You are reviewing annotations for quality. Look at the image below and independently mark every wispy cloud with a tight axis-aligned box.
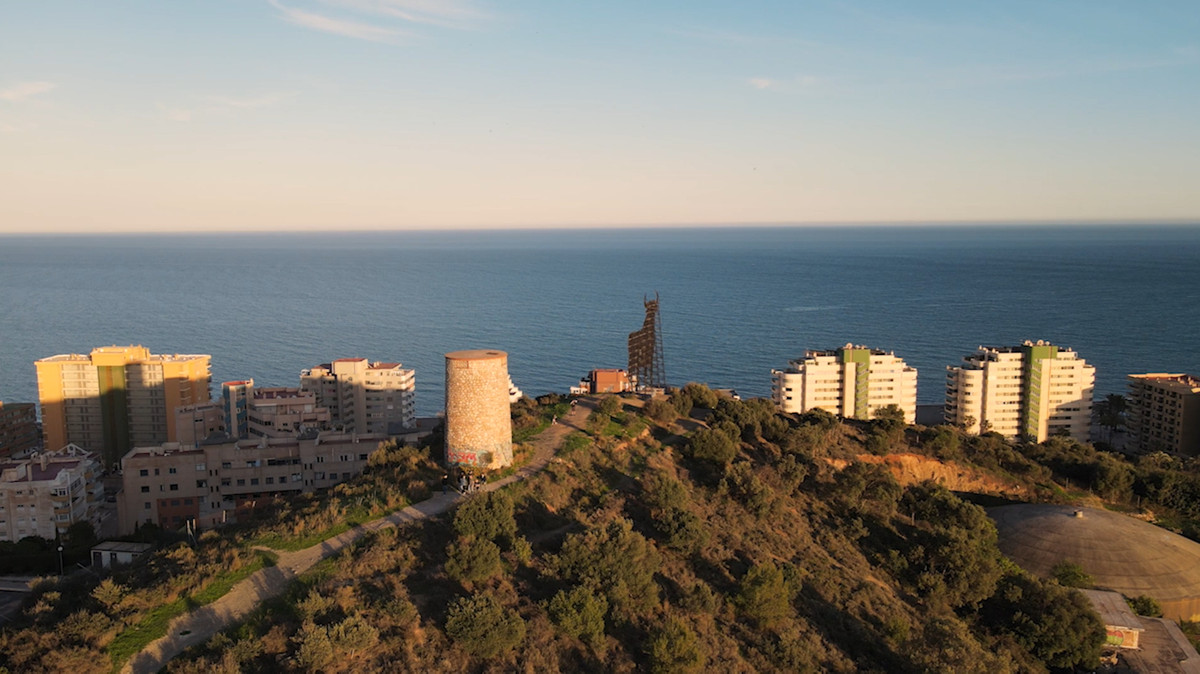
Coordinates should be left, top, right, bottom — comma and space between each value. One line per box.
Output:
269, 0, 487, 42
0, 81, 56, 102
269, 0, 406, 42
319, 0, 487, 30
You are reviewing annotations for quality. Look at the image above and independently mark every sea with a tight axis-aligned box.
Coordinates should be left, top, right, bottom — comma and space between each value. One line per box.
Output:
1, 225, 1198, 420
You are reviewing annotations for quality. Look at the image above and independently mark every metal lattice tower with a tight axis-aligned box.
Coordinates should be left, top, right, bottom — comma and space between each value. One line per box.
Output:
627, 293, 666, 390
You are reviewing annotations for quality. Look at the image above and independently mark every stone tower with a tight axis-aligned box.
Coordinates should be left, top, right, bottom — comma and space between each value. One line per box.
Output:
444, 349, 513, 470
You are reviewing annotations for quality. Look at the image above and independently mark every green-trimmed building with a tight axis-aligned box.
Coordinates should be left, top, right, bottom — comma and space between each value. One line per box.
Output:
944, 340, 1094, 442
771, 344, 918, 422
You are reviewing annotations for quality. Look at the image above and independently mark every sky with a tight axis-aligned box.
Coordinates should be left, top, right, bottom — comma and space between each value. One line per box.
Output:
1, 1, 1198, 233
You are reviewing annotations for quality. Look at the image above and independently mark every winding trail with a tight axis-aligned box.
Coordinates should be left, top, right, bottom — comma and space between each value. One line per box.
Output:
123, 399, 593, 674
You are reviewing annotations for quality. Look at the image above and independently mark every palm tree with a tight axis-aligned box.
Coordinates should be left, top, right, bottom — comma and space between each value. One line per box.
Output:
1096, 393, 1127, 444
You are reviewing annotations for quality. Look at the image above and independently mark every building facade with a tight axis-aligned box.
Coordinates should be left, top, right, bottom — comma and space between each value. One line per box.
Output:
36, 346, 211, 469
1127, 374, 1200, 455
445, 350, 514, 470
300, 359, 415, 433
771, 345, 918, 423
117, 432, 387, 535
944, 341, 1094, 443
571, 369, 636, 395
0, 445, 103, 541
0, 402, 39, 459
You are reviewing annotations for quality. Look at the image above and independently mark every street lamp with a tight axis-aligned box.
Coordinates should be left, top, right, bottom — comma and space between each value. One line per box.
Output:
57, 545, 64, 576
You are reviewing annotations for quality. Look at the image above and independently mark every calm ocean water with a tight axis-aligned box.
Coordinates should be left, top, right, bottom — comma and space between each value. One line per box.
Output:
1, 225, 1198, 419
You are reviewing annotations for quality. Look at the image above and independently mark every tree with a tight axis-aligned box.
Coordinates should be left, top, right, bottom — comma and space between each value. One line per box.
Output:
645, 398, 678, 424
1127, 595, 1162, 617
597, 395, 622, 417
980, 572, 1104, 670
445, 592, 526, 658
1096, 393, 1127, 443
453, 491, 517, 544
446, 539, 503, 584
548, 586, 608, 647
685, 428, 737, 468
555, 519, 661, 616
734, 562, 793, 628
1051, 561, 1093, 588
647, 616, 704, 674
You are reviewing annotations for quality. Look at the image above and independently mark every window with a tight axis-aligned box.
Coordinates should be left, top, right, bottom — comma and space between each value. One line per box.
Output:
195, 463, 206, 471
250, 478, 259, 486
236, 479, 245, 486
265, 477, 275, 484
171, 499, 180, 506
221, 478, 231, 487
168, 467, 177, 474
358, 453, 368, 461
196, 479, 207, 488
339, 454, 351, 462
139, 469, 149, 477
144, 502, 151, 510
316, 456, 325, 463
221, 462, 232, 469
140, 486, 150, 493
184, 498, 193, 505
169, 484, 179, 491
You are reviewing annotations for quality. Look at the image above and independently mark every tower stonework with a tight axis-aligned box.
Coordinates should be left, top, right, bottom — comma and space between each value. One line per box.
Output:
444, 350, 513, 470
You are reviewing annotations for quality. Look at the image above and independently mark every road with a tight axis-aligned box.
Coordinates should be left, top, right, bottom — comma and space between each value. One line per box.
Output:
123, 398, 593, 674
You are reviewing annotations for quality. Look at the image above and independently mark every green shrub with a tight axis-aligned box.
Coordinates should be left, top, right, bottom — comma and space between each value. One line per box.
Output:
446, 539, 503, 584
548, 586, 608, 646
1051, 561, 1093, 588
445, 593, 526, 658
647, 615, 704, 674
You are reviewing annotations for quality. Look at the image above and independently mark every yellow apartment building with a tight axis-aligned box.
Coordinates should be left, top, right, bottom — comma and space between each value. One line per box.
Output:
36, 346, 211, 469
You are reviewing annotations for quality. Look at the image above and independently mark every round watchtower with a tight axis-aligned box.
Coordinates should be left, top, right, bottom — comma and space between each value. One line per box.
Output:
444, 349, 513, 470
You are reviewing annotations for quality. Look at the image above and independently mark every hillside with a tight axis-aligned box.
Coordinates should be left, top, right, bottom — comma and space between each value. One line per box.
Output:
1, 387, 1121, 673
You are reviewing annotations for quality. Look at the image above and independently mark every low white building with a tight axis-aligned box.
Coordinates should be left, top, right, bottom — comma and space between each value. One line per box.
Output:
771, 344, 918, 423
0, 444, 104, 541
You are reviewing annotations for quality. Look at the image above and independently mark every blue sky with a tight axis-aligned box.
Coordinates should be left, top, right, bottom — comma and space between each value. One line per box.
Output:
2, 1, 1198, 232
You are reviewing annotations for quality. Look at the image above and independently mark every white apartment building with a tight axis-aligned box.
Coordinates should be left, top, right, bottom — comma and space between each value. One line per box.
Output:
771, 344, 918, 423
944, 341, 1094, 443
0, 445, 104, 541
300, 359, 415, 433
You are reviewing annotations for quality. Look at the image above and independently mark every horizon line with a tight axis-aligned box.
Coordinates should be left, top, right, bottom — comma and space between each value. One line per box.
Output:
2, 218, 1199, 237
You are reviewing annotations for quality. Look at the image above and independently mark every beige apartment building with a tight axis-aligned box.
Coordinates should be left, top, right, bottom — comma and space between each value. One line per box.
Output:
176, 386, 332, 445
117, 432, 387, 535
1127, 374, 1200, 455
944, 341, 1094, 443
300, 358, 415, 433
771, 345, 918, 423
0, 445, 104, 541
36, 346, 211, 469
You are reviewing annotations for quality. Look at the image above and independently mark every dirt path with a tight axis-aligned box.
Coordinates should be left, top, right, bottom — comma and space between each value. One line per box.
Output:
123, 399, 594, 674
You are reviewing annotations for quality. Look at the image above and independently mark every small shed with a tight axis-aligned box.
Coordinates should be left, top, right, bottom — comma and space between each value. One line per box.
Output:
91, 541, 153, 570
1081, 589, 1144, 649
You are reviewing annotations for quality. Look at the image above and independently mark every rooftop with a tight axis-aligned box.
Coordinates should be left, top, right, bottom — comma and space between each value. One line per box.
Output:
990, 504, 1200, 620
446, 349, 507, 361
